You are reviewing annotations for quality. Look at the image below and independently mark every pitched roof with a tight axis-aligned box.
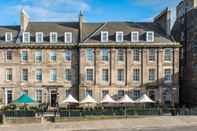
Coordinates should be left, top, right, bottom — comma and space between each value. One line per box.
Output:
26, 22, 79, 43
0, 26, 20, 43
82, 22, 173, 43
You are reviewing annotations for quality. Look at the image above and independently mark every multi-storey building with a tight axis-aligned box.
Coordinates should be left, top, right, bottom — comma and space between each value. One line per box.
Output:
0, 8, 180, 107
172, 0, 197, 106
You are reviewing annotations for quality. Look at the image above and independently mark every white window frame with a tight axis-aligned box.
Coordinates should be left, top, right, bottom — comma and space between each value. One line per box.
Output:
5, 32, 13, 42
133, 49, 140, 62
50, 32, 58, 43
148, 68, 156, 81
50, 69, 57, 82
133, 68, 140, 82
50, 50, 56, 63
35, 50, 42, 63
164, 48, 172, 63
64, 32, 72, 43
21, 68, 28, 82
5, 88, 13, 105
164, 68, 172, 83
116, 31, 124, 43
131, 31, 139, 42
64, 68, 72, 81
5, 68, 12, 81
117, 49, 124, 62
101, 48, 109, 62
35, 32, 44, 43
101, 31, 109, 42
101, 68, 109, 82
35, 69, 43, 82
146, 31, 154, 42
86, 48, 94, 63
22, 32, 30, 43
148, 48, 156, 62
20, 50, 28, 62
117, 69, 124, 82
35, 89, 43, 103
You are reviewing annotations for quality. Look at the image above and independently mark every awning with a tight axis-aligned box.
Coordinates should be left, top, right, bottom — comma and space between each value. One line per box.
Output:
14, 94, 35, 104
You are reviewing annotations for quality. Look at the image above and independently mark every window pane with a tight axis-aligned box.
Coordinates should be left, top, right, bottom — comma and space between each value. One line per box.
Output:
102, 69, 108, 81
64, 49, 72, 61
133, 49, 140, 61
35, 50, 42, 63
36, 90, 42, 103
6, 68, 12, 81
149, 49, 156, 61
117, 69, 124, 81
164, 48, 172, 62
50, 69, 57, 81
117, 49, 124, 61
149, 69, 155, 81
50, 50, 56, 63
164, 69, 172, 81
102, 48, 109, 61
102, 90, 109, 98
22, 69, 28, 81
133, 69, 140, 81
86, 69, 93, 81
21, 51, 28, 61
64, 69, 72, 81
6, 50, 12, 61
86, 48, 94, 62
36, 69, 42, 81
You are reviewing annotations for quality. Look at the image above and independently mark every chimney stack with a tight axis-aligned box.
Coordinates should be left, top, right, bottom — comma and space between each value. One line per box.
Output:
154, 8, 171, 36
79, 10, 84, 42
20, 8, 29, 32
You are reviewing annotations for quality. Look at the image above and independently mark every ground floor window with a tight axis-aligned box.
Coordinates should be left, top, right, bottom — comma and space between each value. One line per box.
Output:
65, 89, 71, 98
85, 89, 92, 96
102, 90, 109, 98
133, 90, 141, 100
5, 89, 12, 104
118, 90, 125, 97
36, 89, 42, 103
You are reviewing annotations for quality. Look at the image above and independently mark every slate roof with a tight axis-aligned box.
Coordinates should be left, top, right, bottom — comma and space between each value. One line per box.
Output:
0, 26, 20, 43
82, 22, 173, 43
26, 22, 79, 43
0, 21, 174, 44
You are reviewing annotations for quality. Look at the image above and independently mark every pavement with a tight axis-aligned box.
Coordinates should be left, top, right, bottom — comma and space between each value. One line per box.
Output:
0, 116, 197, 131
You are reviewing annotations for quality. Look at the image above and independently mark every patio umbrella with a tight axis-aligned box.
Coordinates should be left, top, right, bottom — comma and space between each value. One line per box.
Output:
14, 94, 35, 105
62, 94, 78, 104
100, 94, 116, 104
118, 94, 135, 117
80, 94, 97, 104
135, 94, 155, 103
80, 95, 97, 109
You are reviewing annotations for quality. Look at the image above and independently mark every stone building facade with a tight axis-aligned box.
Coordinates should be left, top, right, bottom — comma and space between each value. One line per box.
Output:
0, 8, 180, 107
172, 0, 197, 106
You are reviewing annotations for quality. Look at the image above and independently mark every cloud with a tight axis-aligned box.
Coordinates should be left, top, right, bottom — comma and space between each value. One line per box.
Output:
0, 0, 90, 24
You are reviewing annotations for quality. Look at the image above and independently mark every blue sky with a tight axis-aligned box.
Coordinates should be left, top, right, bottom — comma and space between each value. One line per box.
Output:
0, 0, 182, 25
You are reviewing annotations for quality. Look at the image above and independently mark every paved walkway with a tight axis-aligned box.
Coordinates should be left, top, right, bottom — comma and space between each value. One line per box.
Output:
1, 116, 197, 131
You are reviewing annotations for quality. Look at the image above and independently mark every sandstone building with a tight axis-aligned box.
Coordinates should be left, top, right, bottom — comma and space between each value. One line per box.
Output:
0, 8, 180, 107
172, 0, 197, 106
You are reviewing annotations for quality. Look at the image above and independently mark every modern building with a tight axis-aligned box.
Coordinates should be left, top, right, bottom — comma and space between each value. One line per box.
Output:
172, 0, 197, 107
0, 8, 180, 108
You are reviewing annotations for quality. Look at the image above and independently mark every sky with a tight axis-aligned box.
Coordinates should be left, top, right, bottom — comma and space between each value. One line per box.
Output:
0, 0, 182, 25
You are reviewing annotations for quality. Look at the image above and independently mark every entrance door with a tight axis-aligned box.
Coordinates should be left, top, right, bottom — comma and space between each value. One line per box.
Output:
50, 90, 57, 107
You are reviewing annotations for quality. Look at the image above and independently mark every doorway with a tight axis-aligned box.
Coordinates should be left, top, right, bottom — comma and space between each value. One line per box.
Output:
50, 90, 57, 107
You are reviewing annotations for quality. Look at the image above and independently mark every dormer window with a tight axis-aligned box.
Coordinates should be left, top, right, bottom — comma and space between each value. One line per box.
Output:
146, 31, 154, 42
116, 32, 124, 43
50, 32, 58, 43
5, 32, 13, 42
22, 32, 30, 43
131, 32, 139, 42
101, 31, 108, 42
36, 32, 44, 43
64, 32, 72, 43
